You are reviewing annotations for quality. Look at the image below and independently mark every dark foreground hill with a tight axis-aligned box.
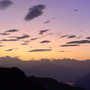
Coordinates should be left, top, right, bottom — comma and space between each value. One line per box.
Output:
29, 76, 85, 90
0, 67, 45, 90
0, 67, 85, 90
74, 73, 90, 90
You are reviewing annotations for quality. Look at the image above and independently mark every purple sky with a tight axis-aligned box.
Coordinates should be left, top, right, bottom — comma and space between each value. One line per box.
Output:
0, 0, 90, 60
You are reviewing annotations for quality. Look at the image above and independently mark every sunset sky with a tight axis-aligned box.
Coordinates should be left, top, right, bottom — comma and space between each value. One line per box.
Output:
0, 0, 90, 60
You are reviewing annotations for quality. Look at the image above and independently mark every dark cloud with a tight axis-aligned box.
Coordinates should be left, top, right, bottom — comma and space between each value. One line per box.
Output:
28, 49, 52, 52
0, 32, 9, 35
5, 49, 13, 51
0, 0, 13, 10
24, 4, 45, 21
67, 35, 77, 38
40, 40, 51, 43
39, 29, 49, 35
74, 9, 78, 12
2, 39, 18, 41
60, 35, 68, 38
5, 48, 18, 51
86, 37, 90, 39
30, 38, 38, 41
0, 29, 18, 36
5, 29, 19, 33
67, 40, 90, 44
60, 44, 80, 47
16, 34, 30, 40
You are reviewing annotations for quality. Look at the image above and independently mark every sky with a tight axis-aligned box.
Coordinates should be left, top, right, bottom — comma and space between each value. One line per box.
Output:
0, 0, 90, 60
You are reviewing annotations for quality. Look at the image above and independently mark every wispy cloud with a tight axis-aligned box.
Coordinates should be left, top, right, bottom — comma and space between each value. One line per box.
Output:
60, 35, 68, 38
0, 32, 9, 35
16, 34, 30, 40
67, 35, 77, 38
24, 4, 45, 21
0, 29, 18, 36
28, 49, 52, 52
67, 40, 90, 44
5, 49, 13, 51
5, 48, 18, 51
0, 0, 13, 10
40, 40, 51, 43
39, 29, 49, 35
2, 39, 18, 41
60, 44, 80, 47
30, 37, 38, 41
5, 29, 19, 33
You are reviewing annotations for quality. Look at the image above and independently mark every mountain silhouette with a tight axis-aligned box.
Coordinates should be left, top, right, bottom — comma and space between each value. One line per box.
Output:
0, 67, 85, 90
74, 73, 90, 90
0, 67, 45, 90
29, 76, 85, 90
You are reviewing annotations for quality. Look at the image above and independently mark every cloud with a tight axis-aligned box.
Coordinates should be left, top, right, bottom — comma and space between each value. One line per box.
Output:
28, 49, 52, 52
0, 29, 18, 36
67, 35, 82, 39
86, 37, 90, 39
2, 39, 18, 41
21, 40, 30, 45
0, 32, 9, 35
5, 29, 19, 33
0, 0, 13, 10
44, 17, 56, 24
24, 4, 45, 21
30, 37, 38, 41
67, 35, 77, 38
40, 40, 51, 43
67, 40, 90, 44
60, 35, 68, 38
30, 36, 45, 41
60, 44, 80, 47
16, 34, 30, 40
5, 48, 18, 51
5, 49, 13, 51
74, 9, 78, 12
39, 29, 49, 35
